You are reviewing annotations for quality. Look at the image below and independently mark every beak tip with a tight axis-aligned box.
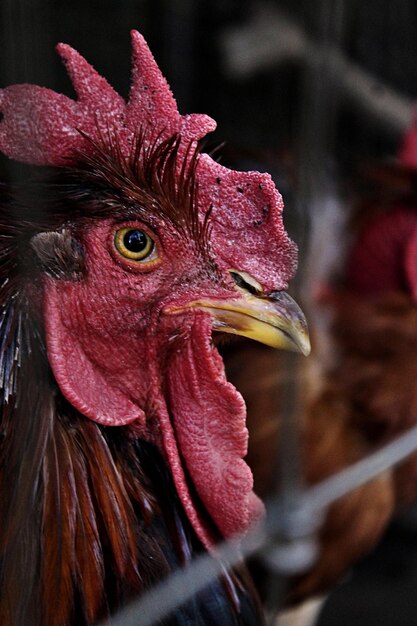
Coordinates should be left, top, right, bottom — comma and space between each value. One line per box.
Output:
299, 328, 311, 356
289, 329, 310, 356
301, 341, 311, 357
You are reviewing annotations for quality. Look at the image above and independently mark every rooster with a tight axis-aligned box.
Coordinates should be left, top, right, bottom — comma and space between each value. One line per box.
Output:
0, 30, 309, 625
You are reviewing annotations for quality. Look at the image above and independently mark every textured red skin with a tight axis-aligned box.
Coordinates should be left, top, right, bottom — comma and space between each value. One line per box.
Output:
167, 314, 264, 539
1, 31, 297, 546
0, 32, 215, 165
197, 155, 296, 290
44, 218, 265, 546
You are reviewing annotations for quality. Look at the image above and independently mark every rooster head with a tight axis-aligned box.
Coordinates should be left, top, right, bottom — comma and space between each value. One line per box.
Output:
0, 31, 309, 548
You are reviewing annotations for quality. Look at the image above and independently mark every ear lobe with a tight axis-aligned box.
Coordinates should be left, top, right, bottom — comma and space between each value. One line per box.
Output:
44, 282, 146, 428
30, 229, 84, 279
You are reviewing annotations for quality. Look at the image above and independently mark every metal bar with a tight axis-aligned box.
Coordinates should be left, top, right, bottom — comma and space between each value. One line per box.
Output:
220, 4, 413, 136
103, 421, 417, 626
100, 528, 266, 626
305, 424, 417, 512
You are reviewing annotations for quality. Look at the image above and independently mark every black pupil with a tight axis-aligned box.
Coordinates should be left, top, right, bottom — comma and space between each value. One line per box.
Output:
123, 229, 149, 253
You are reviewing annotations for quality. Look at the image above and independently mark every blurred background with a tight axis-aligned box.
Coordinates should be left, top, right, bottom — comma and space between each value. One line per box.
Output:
2, 1, 417, 624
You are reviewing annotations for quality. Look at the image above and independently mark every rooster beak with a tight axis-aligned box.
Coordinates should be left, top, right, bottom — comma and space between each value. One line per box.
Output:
209, 288, 310, 355
167, 271, 311, 356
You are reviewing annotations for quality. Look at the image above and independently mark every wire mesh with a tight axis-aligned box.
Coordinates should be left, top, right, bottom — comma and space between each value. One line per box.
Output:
102, 421, 417, 625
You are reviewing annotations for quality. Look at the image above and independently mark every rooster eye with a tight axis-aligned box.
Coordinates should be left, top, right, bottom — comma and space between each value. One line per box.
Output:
114, 227, 156, 261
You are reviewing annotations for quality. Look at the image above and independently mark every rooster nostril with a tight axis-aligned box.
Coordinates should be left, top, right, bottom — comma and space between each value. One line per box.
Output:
229, 270, 262, 296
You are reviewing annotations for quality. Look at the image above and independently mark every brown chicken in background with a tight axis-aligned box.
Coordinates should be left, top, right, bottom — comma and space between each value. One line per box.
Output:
225, 116, 417, 605
292, 212, 417, 599
225, 337, 394, 603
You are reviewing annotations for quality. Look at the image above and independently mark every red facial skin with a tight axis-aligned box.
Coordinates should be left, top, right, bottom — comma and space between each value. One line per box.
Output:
44, 216, 264, 545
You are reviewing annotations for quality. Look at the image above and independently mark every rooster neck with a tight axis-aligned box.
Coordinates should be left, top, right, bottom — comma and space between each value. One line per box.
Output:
0, 307, 263, 625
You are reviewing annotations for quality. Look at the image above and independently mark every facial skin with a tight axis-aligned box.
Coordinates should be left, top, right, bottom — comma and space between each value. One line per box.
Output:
42, 209, 308, 545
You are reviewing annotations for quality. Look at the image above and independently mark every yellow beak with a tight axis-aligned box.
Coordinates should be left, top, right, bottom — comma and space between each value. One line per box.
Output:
185, 290, 310, 355
167, 273, 310, 356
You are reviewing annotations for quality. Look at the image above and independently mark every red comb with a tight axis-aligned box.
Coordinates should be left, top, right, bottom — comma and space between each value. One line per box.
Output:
197, 155, 296, 289
0, 31, 216, 166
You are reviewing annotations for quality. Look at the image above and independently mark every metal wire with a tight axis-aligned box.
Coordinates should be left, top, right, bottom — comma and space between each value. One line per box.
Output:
103, 420, 417, 626
220, 4, 413, 135
100, 529, 266, 626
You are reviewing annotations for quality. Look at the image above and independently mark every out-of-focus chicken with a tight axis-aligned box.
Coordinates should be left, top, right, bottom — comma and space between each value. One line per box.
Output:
227, 121, 417, 604
291, 118, 417, 599
225, 339, 395, 603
